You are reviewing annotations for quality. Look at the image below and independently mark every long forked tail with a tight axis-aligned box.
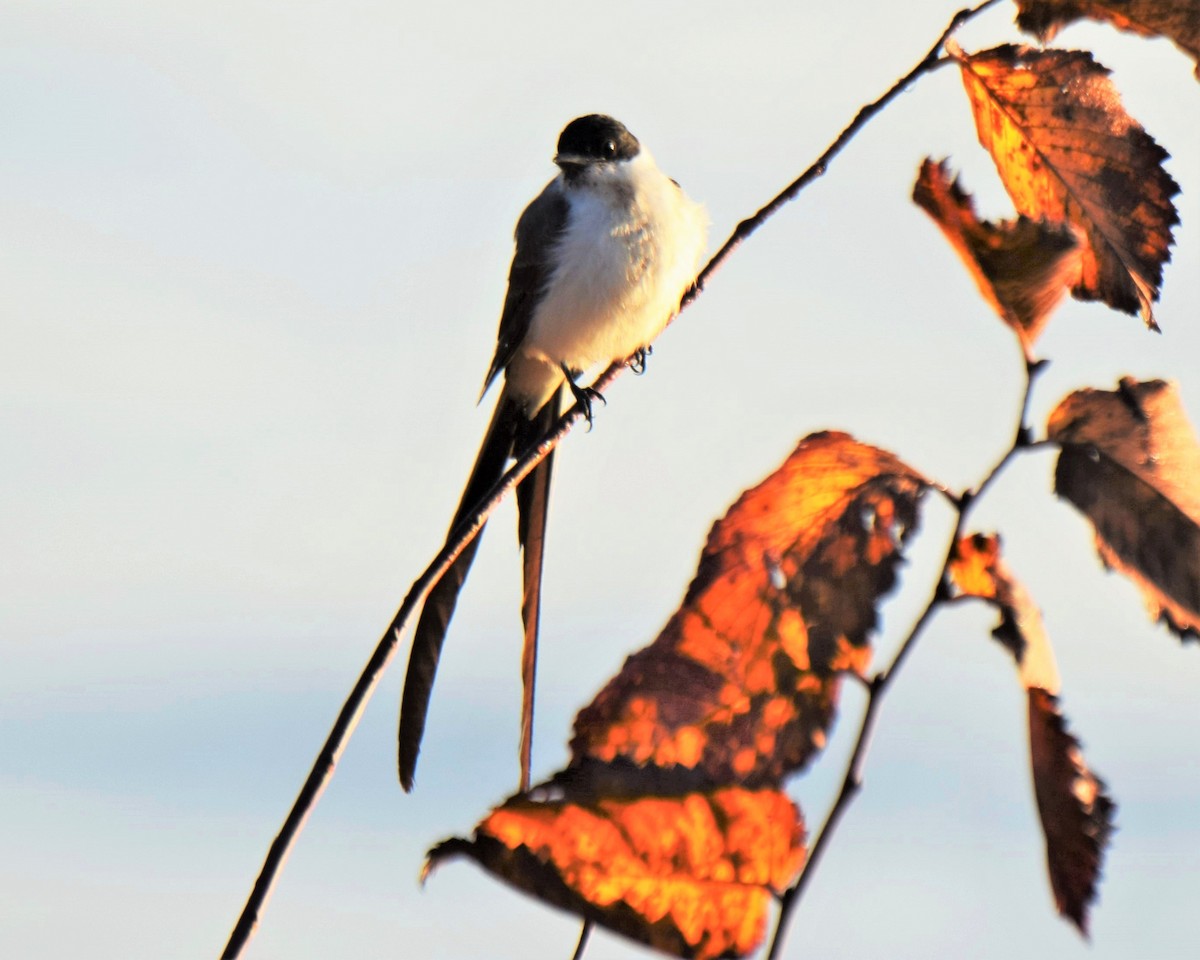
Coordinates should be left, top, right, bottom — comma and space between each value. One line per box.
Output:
398, 395, 521, 791
513, 385, 563, 792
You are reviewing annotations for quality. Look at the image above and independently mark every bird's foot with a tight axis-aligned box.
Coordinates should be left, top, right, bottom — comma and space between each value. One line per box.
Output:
628, 345, 653, 376
561, 363, 606, 425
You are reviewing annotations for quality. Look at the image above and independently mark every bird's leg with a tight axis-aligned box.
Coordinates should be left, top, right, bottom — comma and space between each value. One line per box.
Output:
628, 344, 652, 376
560, 363, 606, 425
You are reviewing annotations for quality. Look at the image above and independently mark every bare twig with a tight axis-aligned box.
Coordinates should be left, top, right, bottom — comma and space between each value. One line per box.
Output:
221, 1, 1004, 955
219, 421, 569, 958
681, 0, 1003, 307
766, 350, 1045, 959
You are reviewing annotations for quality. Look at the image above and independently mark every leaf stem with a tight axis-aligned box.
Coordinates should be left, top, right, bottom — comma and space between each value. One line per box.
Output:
570, 921, 592, 960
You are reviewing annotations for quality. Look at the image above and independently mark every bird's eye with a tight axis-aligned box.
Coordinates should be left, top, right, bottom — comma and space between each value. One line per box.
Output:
602, 139, 617, 159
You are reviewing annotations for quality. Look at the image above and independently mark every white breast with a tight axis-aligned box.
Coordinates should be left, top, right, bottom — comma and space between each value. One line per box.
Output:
512, 149, 707, 407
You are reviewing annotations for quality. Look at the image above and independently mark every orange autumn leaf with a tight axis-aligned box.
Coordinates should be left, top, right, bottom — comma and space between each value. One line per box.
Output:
949, 533, 1115, 934
1015, 0, 1200, 80
425, 787, 805, 960
427, 433, 930, 958
954, 44, 1180, 325
571, 431, 930, 784
913, 158, 1081, 358
1048, 378, 1200, 640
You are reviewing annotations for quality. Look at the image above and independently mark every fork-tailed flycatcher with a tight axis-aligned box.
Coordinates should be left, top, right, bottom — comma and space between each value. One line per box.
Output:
398, 114, 708, 791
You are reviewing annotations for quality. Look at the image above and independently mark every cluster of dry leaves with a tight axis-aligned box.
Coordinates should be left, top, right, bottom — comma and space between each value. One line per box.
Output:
423, 2, 1198, 957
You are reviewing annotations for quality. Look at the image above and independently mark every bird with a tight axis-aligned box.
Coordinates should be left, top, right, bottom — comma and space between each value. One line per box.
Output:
398, 114, 708, 792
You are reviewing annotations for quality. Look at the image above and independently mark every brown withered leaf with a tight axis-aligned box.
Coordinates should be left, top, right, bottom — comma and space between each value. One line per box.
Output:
913, 158, 1082, 358
1048, 378, 1200, 640
425, 786, 805, 960
954, 44, 1180, 326
1028, 688, 1116, 935
949, 533, 1115, 934
1015, 0, 1200, 80
570, 431, 930, 785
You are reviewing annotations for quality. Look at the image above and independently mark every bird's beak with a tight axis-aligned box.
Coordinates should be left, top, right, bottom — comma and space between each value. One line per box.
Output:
553, 152, 588, 169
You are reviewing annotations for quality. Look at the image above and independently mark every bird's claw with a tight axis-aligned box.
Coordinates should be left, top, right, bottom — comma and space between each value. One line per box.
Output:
573, 385, 606, 426
561, 363, 606, 426
628, 345, 652, 376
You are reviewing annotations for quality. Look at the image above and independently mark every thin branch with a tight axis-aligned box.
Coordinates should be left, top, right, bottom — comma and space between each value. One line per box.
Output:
219, 423, 565, 959
681, 0, 1002, 308
221, 1, 1005, 955
766, 344, 1043, 959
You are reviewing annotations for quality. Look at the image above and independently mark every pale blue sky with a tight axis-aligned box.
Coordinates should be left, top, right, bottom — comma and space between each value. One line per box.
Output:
3, 2, 1198, 958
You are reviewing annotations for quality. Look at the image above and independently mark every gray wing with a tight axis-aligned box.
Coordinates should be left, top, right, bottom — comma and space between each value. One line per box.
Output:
480, 179, 569, 399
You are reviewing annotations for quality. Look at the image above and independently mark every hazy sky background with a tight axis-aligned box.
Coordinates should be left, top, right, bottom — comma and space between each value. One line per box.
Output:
3, 1, 1198, 957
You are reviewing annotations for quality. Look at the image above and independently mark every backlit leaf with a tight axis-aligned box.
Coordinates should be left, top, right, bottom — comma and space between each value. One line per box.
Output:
571, 431, 930, 785
913, 158, 1082, 358
1015, 0, 1200, 80
427, 433, 930, 957
1048, 378, 1200, 640
954, 44, 1180, 325
425, 786, 805, 960
949, 533, 1115, 933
